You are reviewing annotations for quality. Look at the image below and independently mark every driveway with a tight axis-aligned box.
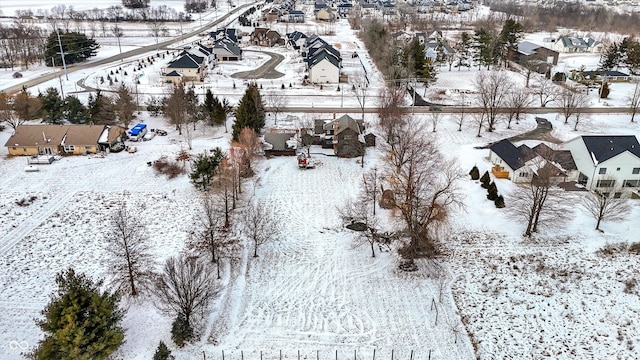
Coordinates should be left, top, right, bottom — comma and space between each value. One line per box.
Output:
231, 50, 284, 80
477, 117, 562, 149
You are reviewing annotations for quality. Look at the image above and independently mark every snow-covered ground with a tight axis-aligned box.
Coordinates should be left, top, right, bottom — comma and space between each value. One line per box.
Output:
2, 3, 640, 360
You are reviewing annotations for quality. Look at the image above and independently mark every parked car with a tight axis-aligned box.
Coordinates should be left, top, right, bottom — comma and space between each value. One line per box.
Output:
156, 129, 168, 136
127, 146, 137, 153
143, 132, 156, 141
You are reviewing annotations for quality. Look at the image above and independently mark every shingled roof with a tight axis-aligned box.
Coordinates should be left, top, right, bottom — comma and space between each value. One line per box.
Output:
581, 135, 640, 164
490, 139, 536, 171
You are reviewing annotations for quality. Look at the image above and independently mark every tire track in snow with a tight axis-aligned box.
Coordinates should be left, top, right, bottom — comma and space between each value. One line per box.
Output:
0, 190, 76, 255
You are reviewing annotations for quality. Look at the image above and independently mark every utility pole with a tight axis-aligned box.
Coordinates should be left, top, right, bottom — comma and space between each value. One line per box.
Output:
55, 28, 68, 80
115, 17, 123, 62
52, 57, 65, 99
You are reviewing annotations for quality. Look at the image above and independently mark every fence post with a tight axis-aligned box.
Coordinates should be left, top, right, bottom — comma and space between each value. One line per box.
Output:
336, 349, 338, 360
391, 349, 394, 360
261, 351, 263, 360
372, 349, 376, 360
222, 350, 225, 360
298, 350, 301, 360
203, 351, 206, 360
280, 350, 283, 360
242, 351, 244, 360
410, 350, 413, 360
428, 349, 431, 360
317, 350, 319, 360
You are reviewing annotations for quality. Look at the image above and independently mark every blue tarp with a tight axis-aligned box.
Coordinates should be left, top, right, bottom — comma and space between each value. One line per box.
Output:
129, 123, 147, 135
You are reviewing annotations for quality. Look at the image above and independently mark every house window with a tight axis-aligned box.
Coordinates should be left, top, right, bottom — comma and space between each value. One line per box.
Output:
343, 135, 353, 140
63, 145, 75, 152
614, 192, 622, 199
520, 172, 529, 177
596, 179, 615, 187
598, 168, 607, 174
624, 179, 640, 187
633, 168, 640, 174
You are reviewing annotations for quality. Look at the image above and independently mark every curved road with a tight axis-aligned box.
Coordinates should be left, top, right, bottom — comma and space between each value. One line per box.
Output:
3, 3, 258, 95
230, 50, 284, 79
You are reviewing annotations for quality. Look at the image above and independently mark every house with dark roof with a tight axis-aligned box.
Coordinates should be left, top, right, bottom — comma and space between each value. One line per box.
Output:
583, 70, 631, 83
308, 48, 341, 83
489, 138, 577, 183
288, 10, 305, 23
563, 135, 640, 191
286, 31, 307, 50
162, 52, 207, 83
210, 28, 238, 43
264, 130, 298, 156
510, 41, 559, 74
213, 37, 242, 61
552, 36, 603, 53
250, 28, 285, 47
312, 115, 373, 157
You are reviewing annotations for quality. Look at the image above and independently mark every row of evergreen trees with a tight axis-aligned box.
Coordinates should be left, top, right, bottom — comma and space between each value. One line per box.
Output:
470, 166, 505, 208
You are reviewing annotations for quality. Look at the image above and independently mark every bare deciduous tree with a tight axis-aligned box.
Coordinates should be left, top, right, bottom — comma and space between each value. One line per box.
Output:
377, 85, 408, 142
581, 185, 631, 231
555, 85, 589, 127
244, 201, 280, 257
266, 91, 287, 124
104, 203, 153, 297
351, 73, 370, 120
509, 153, 571, 237
154, 255, 220, 334
339, 198, 385, 258
473, 70, 512, 132
626, 80, 640, 123
532, 76, 560, 107
430, 110, 442, 132
505, 85, 532, 128
382, 121, 464, 261
189, 192, 240, 278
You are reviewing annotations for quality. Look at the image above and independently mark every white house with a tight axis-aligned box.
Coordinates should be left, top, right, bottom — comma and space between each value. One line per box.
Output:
488, 139, 578, 183
563, 135, 640, 192
308, 49, 340, 83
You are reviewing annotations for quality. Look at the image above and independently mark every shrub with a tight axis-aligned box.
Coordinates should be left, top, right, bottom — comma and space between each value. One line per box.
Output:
629, 242, 640, 255
494, 195, 505, 208
479, 171, 490, 189
469, 165, 480, 180
171, 314, 193, 347
153, 159, 185, 179
595, 243, 628, 257
487, 181, 498, 201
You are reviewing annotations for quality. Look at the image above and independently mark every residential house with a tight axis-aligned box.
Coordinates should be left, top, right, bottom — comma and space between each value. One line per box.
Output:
333, 115, 365, 158
488, 138, 577, 183
250, 28, 285, 47
308, 48, 341, 83
563, 135, 640, 192
552, 36, 603, 53
583, 70, 631, 83
5, 125, 126, 156
210, 28, 238, 43
337, 3, 353, 16
286, 31, 307, 50
213, 37, 243, 61
288, 10, 305, 23
510, 41, 559, 74
162, 52, 206, 83
315, 7, 337, 21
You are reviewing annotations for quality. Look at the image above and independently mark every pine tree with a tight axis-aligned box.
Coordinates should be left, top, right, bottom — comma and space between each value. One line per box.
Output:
38, 87, 64, 124
232, 83, 265, 141
153, 341, 174, 360
494, 195, 505, 208
480, 171, 491, 189
31, 268, 124, 360
189, 148, 225, 191
171, 314, 194, 347
487, 181, 498, 201
469, 165, 480, 180
64, 95, 88, 124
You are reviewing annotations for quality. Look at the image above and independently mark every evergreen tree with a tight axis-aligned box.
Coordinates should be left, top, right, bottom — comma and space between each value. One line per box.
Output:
153, 341, 174, 360
402, 39, 427, 79
232, 83, 265, 141
599, 42, 621, 71
202, 89, 217, 125
480, 171, 491, 189
499, 19, 524, 66
170, 314, 194, 347
487, 181, 498, 201
45, 31, 99, 67
189, 148, 225, 191
473, 28, 498, 70
494, 195, 505, 208
114, 84, 137, 128
38, 87, 64, 124
31, 268, 124, 360
88, 90, 115, 125
64, 96, 88, 124
455, 32, 473, 70
469, 165, 480, 180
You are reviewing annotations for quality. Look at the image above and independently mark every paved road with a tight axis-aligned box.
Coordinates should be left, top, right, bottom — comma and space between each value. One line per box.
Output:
3, 3, 256, 95
231, 50, 285, 80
